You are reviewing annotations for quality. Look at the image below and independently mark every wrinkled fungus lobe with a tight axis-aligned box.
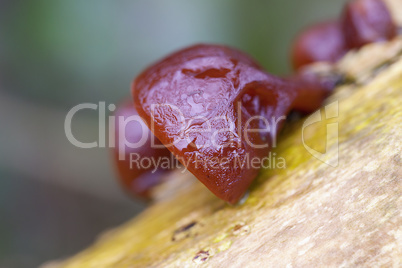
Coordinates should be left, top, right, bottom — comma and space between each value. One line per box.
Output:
292, 20, 347, 70
113, 99, 172, 199
342, 0, 396, 48
133, 44, 331, 204
292, 0, 396, 70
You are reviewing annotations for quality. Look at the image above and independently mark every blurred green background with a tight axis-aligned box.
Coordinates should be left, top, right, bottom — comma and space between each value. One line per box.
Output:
0, 0, 346, 267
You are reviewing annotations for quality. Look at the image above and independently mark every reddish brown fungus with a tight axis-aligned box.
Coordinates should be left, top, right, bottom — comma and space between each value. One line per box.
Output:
132, 44, 331, 204
113, 99, 172, 199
